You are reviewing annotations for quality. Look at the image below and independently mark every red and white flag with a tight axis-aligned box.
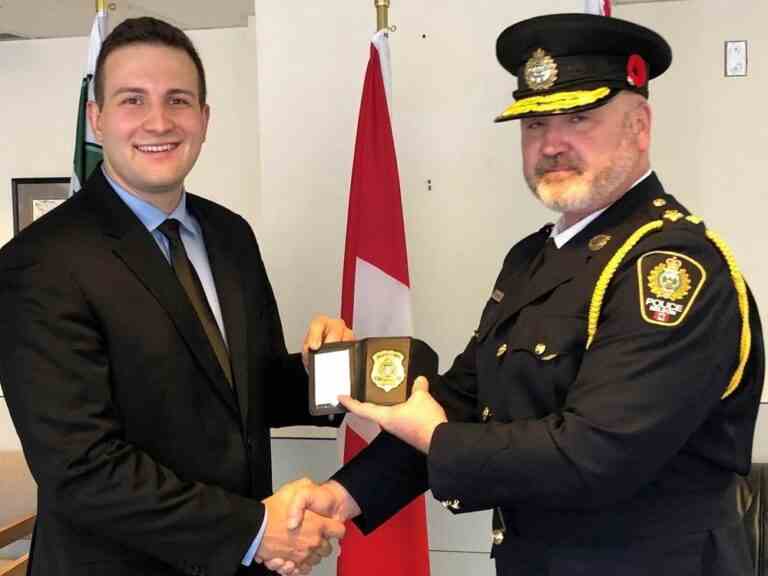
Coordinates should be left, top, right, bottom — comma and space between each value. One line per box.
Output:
338, 30, 431, 576
585, 0, 612, 15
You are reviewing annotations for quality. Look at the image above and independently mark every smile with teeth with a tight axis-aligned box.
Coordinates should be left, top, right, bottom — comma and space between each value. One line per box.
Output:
135, 143, 179, 153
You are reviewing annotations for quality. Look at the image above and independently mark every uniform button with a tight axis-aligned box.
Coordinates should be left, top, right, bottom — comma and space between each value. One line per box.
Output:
534, 343, 546, 356
653, 198, 667, 207
492, 529, 505, 545
496, 343, 508, 358
481, 406, 492, 422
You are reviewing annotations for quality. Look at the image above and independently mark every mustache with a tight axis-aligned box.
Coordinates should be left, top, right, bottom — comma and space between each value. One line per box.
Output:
535, 155, 583, 177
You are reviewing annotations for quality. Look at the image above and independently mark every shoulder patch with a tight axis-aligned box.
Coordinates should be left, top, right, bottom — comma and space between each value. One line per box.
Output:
637, 251, 707, 327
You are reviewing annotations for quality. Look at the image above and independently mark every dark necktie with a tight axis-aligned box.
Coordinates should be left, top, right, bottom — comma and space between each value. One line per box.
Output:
529, 237, 558, 278
158, 219, 233, 386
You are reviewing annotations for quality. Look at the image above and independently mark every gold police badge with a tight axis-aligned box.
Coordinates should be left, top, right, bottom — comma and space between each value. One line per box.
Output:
637, 251, 706, 327
371, 350, 406, 393
524, 49, 558, 91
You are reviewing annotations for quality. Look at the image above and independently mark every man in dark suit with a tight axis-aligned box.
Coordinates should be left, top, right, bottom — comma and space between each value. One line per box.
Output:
0, 17, 346, 576
285, 13, 765, 576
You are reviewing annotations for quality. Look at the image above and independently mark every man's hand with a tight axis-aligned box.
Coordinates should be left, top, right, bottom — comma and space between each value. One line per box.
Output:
339, 376, 447, 453
263, 480, 362, 575
302, 315, 354, 370
287, 480, 361, 528
255, 478, 345, 575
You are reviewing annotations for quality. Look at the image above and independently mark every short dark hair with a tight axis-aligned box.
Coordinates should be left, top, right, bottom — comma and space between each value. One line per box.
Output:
94, 17, 207, 106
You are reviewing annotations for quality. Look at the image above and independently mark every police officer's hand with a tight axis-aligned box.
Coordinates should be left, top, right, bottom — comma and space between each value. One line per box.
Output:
338, 376, 447, 453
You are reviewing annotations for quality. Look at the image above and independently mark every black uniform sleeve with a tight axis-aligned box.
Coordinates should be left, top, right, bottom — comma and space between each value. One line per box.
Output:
330, 332, 483, 533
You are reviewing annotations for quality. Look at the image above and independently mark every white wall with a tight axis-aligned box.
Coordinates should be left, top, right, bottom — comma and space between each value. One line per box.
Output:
1, 1, 767, 574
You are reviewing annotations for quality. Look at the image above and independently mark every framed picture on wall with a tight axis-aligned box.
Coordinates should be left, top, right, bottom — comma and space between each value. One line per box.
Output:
12, 177, 70, 235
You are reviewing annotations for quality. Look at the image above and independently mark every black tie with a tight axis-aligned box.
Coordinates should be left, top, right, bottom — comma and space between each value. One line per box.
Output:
529, 237, 558, 278
158, 219, 233, 386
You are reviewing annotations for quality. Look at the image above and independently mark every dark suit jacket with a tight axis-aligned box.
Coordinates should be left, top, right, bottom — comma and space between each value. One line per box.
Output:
333, 173, 765, 575
0, 168, 329, 576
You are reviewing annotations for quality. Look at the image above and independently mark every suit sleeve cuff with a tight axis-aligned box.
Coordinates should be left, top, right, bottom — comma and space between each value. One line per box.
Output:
241, 508, 267, 566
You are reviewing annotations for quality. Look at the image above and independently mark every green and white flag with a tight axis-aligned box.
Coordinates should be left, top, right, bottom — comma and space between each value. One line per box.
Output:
71, 8, 108, 194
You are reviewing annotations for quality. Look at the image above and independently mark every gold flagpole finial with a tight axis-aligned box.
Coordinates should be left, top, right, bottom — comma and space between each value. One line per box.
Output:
96, 0, 106, 13
375, 0, 390, 32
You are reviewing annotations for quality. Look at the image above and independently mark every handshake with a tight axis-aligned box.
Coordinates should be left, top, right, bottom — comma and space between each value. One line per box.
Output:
256, 317, 447, 574
255, 477, 361, 576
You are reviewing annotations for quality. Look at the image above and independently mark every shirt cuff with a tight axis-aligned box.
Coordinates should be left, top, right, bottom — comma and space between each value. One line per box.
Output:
241, 508, 268, 566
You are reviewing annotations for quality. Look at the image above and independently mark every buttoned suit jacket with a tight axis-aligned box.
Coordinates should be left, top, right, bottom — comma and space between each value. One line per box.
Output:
333, 173, 765, 575
0, 168, 328, 576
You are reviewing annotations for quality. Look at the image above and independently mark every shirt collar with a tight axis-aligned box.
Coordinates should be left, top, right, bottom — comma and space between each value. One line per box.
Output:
550, 169, 652, 248
101, 165, 197, 236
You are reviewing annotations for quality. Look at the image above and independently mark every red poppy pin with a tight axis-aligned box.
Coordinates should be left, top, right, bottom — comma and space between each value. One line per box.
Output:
627, 54, 648, 88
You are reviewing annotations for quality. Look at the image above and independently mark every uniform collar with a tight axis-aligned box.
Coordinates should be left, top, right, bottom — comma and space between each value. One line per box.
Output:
551, 169, 653, 248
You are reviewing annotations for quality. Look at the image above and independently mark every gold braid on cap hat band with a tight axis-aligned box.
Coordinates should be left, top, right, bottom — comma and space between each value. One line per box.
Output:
498, 87, 611, 121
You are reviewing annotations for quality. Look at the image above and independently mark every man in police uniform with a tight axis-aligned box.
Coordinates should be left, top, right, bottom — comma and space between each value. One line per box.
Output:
282, 13, 765, 576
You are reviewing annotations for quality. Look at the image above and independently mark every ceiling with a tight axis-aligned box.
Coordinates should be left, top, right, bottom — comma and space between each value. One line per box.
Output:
0, 0, 254, 40
0, 0, 684, 41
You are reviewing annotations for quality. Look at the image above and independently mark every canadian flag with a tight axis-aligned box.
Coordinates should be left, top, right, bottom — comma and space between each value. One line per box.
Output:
337, 30, 431, 576
585, 0, 612, 15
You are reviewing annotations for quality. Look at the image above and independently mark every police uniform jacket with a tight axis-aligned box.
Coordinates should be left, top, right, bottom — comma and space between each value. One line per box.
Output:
333, 172, 764, 575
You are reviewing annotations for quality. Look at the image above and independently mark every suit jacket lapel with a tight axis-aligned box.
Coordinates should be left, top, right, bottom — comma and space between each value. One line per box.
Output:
82, 170, 240, 416
192, 199, 250, 429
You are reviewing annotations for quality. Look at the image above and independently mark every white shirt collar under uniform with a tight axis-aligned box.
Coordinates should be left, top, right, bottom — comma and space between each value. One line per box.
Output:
550, 169, 653, 249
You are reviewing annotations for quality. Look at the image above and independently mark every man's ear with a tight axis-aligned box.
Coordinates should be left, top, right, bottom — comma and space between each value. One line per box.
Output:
87, 100, 104, 143
631, 100, 652, 151
200, 103, 210, 143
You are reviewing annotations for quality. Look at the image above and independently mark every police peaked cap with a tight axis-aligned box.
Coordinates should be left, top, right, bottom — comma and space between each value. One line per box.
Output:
495, 13, 672, 122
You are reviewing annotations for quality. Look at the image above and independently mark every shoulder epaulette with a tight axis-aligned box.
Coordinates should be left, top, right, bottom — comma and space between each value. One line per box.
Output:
585, 201, 751, 400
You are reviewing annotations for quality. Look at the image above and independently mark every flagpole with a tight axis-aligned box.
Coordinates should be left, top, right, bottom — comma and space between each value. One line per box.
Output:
72, 0, 107, 194
375, 0, 389, 32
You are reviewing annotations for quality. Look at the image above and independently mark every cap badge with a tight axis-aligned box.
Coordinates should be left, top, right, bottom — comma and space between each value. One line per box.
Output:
627, 54, 648, 88
525, 48, 558, 91
371, 350, 406, 393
